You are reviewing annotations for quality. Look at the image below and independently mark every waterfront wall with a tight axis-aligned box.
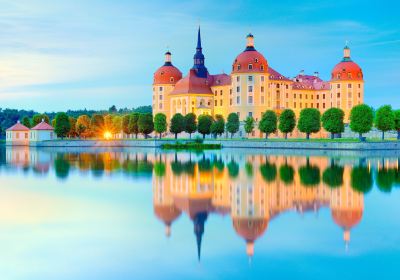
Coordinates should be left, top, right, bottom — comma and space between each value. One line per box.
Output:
28, 139, 400, 151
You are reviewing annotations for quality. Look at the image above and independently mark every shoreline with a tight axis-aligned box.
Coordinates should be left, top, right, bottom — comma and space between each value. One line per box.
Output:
3, 139, 400, 151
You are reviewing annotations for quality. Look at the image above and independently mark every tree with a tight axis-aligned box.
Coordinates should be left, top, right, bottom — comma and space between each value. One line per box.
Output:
90, 114, 105, 137
394, 110, 400, 140
170, 113, 185, 139
112, 115, 122, 134
279, 164, 294, 185
104, 114, 114, 133
210, 114, 225, 138
138, 113, 154, 138
226, 113, 239, 138
129, 113, 140, 139
244, 116, 255, 137
32, 114, 50, 126
278, 109, 296, 139
154, 113, 167, 139
350, 104, 373, 141
184, 113, 197, 139
109, 105, 117, 113
298, 108, 321, 139
76, 115, 91, 138
68, 117, 77, 138
198, 114, 213, 139
54, 112, 71, 139
375, 105, 394, 140
122, 114, 131, 135
22, 116, 31, 128
259, 110, 277, 139
321, 108, 345, 139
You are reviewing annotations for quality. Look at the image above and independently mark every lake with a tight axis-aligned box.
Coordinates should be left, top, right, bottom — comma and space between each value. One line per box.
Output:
0, 146, 399, 280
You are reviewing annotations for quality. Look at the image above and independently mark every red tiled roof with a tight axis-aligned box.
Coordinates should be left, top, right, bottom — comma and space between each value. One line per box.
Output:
31, 121, 54, 130
210, 73, 231, 86
6, 122, 30, 131
331, 61, 363, 81
170, 69, 213, 95
292, 74, 330, 90
154, 65, 182, 85
232, 50, 268, 74
268, 67, 291, 81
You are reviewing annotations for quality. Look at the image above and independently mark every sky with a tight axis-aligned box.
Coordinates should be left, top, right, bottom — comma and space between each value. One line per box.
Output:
0, 0, 399, 112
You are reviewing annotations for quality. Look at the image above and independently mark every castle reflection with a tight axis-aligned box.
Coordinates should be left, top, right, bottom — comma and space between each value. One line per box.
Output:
1, 147, 400, 260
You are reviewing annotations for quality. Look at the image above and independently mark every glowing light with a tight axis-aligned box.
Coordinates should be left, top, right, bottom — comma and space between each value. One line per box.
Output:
103, 131, 112, 140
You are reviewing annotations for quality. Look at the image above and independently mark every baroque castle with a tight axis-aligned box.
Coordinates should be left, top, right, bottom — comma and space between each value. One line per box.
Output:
153, 27, 364, 136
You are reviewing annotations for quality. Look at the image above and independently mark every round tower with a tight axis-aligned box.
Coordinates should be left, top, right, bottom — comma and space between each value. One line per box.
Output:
153, 51, 182, 120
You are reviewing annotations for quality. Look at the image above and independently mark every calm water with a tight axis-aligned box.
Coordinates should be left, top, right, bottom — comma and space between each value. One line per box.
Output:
0, 146, 399, 280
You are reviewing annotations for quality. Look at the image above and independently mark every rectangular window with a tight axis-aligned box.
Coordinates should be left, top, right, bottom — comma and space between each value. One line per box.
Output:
337, 93, 341, 98
348, 84, 352, 88
261, 86, 264, 93
248, 86, 253, 93
337, 84, 340, 89
159, 86, 163, 91
220, 100, 223, 106
249, 112, 253, 117
261, 96, 265, 104
323, 103, 326, 109
294, 102, 296, 108
159, 94, 163, 100
230, 98, 233, 105
286, 93, 288, 99
215, 100, 217, 106
236, 76, 240, 82
261, 76, 264, 82
248, 64, 253, 70
214, 90, 217, 96
220, 90, 223, 96
236, 86, 240, 93
248, 96, 253, 104
248, 76, 253, 82
237, 96, 240, 104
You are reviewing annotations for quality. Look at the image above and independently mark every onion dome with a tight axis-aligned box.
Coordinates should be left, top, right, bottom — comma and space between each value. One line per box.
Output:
153, 51, 182, 85
332, 209, 363, 229
232, 34, 268, 74
233, 217, 268, 257
331, 45, 363, 81
154, 205, 182, 237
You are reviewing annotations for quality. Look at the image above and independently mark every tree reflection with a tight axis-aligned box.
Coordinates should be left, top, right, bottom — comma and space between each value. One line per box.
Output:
299, 158, 320, 187
260, 159, 277, 183
322, 161, 344, 188
279, 164, 294, 185
54, 154, 70, 180
351, 165, 373, 193
376, 168, 396, 193
227, 160, 239, 178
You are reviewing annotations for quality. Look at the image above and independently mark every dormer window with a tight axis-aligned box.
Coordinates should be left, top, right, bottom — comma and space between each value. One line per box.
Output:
237, 64, 241, 70
348, 73, 352, 78
337, 74, 341, 79
248, 64, 253, 70
254, 58, 258, 63
170, 77, 174, 82
260, 65, 264, 71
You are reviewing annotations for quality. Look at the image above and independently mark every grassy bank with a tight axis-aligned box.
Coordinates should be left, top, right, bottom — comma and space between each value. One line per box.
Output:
162, 142, 221, 150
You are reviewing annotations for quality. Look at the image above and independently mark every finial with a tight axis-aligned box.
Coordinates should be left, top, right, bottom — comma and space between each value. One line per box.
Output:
17, 120, 20, 124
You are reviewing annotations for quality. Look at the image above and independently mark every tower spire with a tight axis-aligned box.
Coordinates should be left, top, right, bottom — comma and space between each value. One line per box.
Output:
343, 41, 351, 62
192, 26, 208, 78
193, 212, 208, 262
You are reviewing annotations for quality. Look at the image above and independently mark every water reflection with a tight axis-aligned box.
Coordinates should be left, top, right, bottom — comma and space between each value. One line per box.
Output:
1, 147, 399, 261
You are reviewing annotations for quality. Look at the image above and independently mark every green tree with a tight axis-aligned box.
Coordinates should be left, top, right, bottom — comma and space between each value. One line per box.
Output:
278, 109, 296, 139
394, 110, 400, 140
22, 116, 31, 128
197, 114, 213, 139
350, 165, 373, 193
244, 116, 255, 137
279, 164, 294, 185
299, 159, 320, 187
184, 113, 197, 139
260, 160, 277, 182
154, 113, 167, 139
210, 114, 225, 138
32, 114, 50, 126
322, 162, 344, 188
226, 113, 240, 138
90, 114, 105, 137
321, 108, 345, 139
259, 110, 277, 139
375, 105, 395, 140
350, 104, 373, 141
122, 114, 131, 135
129, 112, 140, 138
170, 113, 185, 139
138, 113, 154, 138
54, 112, 71, 139
298, 108, 321, 140
112, 115, 122, 134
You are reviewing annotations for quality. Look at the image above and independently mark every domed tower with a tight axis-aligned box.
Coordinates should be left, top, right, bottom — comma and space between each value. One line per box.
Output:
231, 34, 269, 124
153, 51, 182, 120
330, 171, 364, 250
330, 44, 364, 122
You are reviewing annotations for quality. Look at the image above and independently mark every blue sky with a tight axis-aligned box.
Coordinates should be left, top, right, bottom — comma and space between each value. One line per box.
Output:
0, 0, 399, 112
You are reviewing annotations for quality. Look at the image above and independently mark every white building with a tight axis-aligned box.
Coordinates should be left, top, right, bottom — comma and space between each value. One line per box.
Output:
5, 121, 30, 146
30, 120, 55, 142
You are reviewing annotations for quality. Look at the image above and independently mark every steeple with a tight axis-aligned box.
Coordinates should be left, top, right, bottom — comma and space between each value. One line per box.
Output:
164, 50, 172, 66
193, 212, 208, 262
192, 26, 208, 78
342, 42, 352, 62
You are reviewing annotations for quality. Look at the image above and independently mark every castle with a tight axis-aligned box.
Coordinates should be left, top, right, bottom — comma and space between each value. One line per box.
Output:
153, 27, 364, 136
